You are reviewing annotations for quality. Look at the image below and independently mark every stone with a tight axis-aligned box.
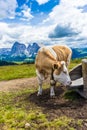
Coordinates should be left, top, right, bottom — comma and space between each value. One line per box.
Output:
25, 123, 31, 129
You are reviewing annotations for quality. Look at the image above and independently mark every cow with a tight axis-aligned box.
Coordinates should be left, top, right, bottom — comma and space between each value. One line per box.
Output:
35, 45, 72, 97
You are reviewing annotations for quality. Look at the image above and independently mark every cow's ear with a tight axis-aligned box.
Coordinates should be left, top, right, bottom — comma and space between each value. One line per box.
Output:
61, 61, 66, 66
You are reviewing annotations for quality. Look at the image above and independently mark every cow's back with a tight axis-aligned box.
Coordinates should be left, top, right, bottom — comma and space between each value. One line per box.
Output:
52, 45, 72, 63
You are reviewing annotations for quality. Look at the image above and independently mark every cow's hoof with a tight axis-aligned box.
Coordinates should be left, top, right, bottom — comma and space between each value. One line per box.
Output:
50, 95, 56, 98
37, 92, 42, 96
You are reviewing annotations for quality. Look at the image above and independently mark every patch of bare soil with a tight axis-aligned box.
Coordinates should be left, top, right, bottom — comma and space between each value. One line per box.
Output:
0, 77, 87, 129
0, 77, 38, 92
29, 85, 87, 130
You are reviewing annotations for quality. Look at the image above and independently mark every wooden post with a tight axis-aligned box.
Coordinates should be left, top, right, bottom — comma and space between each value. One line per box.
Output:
82, 59, 87, 98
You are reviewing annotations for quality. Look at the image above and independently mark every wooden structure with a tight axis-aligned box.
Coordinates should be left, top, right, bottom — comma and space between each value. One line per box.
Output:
82, 59, 87, 98
68, 59, 87, 99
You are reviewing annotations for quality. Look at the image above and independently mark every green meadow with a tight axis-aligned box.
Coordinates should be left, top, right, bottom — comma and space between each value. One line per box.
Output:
0, 59, 83, 130
0, 64, 36, 81
0, 58, 81, 81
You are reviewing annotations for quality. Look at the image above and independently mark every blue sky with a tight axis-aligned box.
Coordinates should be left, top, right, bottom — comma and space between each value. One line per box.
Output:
0, 0, 87, 48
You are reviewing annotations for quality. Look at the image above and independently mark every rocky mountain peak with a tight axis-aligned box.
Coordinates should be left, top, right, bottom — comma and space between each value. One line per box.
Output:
27, 42, 40, 57
11, 42, 26, 56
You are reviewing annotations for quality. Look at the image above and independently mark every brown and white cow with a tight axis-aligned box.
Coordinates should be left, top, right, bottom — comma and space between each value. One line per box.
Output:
35, 45, 72, 97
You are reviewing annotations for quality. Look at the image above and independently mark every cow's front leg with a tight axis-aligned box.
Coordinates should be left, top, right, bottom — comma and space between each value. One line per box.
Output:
50, 80, 56, 97
37, 76, 43, 96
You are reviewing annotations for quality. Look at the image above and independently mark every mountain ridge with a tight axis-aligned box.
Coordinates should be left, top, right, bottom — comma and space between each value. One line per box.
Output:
0, 42, 87, 63
0, 42, 40, 62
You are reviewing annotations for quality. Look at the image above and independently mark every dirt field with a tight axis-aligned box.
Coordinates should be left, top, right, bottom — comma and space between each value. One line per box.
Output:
0, 77, 87, 129
0, 77, 38, 92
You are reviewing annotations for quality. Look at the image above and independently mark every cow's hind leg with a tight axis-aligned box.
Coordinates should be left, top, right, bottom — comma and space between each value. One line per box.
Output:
36, 70, 45, 96
37, 76, 43, 96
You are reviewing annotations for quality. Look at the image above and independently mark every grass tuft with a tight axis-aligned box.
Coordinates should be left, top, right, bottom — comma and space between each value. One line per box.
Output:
64, 90, 82, 100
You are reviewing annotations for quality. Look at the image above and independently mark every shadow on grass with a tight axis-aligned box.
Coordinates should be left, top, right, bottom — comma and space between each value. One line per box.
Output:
28, 86, 86, 110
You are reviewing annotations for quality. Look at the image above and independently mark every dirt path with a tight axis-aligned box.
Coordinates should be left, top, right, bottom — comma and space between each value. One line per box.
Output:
0, 77, 38, 92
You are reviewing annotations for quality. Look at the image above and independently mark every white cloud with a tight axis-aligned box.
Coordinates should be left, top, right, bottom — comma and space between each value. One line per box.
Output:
0, 22, 53, 48
0, 22, 17, 48
0, 1, 34, 21
0, 0, 18, 19
43, 0, 87, 47
20, 4, 33, 21
44, 0, 87, 25
61, 0, 87, 7
36, 0, 49, 5
0, 0, 87, 48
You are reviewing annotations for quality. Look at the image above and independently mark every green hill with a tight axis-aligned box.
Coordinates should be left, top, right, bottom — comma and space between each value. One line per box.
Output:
0, 60, 17, 66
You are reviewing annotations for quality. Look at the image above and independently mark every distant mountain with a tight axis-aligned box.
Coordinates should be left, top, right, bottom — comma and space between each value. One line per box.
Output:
27, 42, 40, 58
11, 42, 26, 56
0, 42, 41, 62
0, 48, 11, 56
0, 60, 17, 66
0, 42, 87, 64
72, 48, 87, 59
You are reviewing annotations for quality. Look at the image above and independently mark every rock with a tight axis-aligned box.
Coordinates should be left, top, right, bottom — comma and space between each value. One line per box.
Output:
25, 123, 31, 129
84, 123, 87, 127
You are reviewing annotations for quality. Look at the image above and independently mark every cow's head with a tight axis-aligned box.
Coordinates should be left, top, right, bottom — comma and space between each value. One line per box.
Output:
53, 61, 71, 86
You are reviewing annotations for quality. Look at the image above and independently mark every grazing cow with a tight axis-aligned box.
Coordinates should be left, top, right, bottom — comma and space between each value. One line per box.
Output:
35, 45, 72, 97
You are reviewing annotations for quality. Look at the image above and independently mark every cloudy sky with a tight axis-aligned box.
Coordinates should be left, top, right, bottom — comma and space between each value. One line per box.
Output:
0, 0, 87, 48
